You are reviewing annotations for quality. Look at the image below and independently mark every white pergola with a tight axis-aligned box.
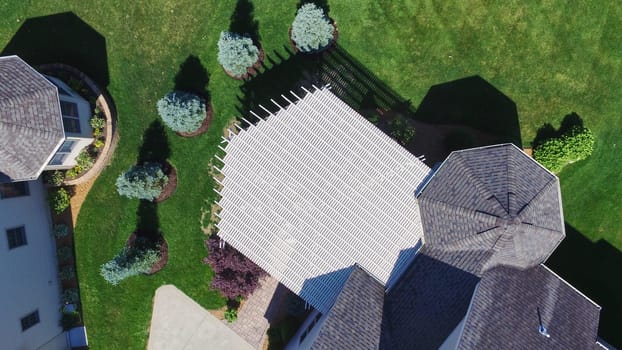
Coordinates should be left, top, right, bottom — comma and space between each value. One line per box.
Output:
214, 86, 430, 313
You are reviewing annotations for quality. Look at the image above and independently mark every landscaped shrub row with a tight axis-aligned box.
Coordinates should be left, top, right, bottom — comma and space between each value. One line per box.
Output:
534, 125, 595, 173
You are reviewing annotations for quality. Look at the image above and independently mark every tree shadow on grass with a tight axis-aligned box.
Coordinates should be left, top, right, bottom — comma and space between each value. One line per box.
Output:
137, 120, 171, 165
229, 0, 260, 45
546, 223, 622, 347
533, 112, 585, 147
174, 55, 210, 101
2, 12, 109, 87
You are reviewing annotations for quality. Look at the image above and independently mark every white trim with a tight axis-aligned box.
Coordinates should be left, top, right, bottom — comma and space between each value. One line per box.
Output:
540, 264, 601, 308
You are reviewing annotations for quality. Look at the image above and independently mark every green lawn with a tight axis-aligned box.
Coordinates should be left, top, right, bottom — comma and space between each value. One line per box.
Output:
1, 1, 621, 348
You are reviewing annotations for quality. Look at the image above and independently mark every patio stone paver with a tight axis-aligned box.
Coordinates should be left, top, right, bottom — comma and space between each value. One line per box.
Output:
148, 285, 253, 350
226, 276, 287, 349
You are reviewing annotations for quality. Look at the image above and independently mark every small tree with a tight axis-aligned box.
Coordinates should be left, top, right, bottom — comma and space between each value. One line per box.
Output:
389, 117, 416, 146
156, 91, 206, 133
203, 237, 266, 300
100, 246, 160, 285
116, 163, 168, 201
534, 126, 595, 173
217, 31, 260, 77
291, 3, 334, 52
48, 188, 71, 214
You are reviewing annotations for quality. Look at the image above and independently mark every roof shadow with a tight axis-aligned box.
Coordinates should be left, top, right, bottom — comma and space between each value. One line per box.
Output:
546, 223, 622, 348
382, 252, 480, 349
2, 12, 109, 87
414, 76, 522, 147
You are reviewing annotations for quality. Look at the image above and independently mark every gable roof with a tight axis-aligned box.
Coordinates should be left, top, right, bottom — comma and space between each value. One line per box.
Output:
310, 266, 384, 350
458, 264, 601, 349
381, 246, 488, 349
215, 86, 430, 313
0, 55, 64, 182
418, 144, 565, 272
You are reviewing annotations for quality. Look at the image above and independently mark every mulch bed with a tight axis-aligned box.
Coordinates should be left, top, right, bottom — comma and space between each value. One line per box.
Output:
223, 48, 265, 81
176, 101, 214, 138
154, 161, 177, 203
126, 230, 169, 275
289, 21, 339, 55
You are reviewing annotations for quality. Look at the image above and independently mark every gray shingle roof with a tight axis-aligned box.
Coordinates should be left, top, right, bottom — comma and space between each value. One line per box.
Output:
311, 266, 384, 350
457, 264, 601, 349
380, 246, 491, 350
418, 144, 565, 272
0, 55, 64, 182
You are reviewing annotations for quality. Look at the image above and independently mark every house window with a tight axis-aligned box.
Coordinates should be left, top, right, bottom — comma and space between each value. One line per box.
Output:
20, 310, 39, 331
49, 140, 76, 166
60, 101, 81, 133
0, 182, 29, 199
7, 226, 27, 249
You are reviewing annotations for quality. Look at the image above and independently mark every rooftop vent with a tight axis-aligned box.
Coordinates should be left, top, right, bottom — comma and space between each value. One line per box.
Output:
537, 307, 551, 338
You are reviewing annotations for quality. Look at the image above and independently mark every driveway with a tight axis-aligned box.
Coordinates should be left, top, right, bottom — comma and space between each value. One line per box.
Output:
148, 285, 254, 350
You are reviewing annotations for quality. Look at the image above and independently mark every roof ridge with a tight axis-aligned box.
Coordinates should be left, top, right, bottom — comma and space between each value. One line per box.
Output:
453, 153, 508, 216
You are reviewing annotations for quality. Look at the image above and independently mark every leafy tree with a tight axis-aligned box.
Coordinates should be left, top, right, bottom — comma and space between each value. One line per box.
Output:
156, 91, 206, 133
203, 237, 266, 300
534, 125, 595, 173
291, 3, 334, 52
116, 163, 168, 201
217, 31, 259, 77
48, 188, 71, 214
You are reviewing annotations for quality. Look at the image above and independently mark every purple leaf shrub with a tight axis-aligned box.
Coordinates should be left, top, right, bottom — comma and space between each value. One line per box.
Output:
204, 237, 266, 299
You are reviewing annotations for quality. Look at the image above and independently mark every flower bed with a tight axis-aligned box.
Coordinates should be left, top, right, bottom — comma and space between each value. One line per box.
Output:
37, 64, 118, 186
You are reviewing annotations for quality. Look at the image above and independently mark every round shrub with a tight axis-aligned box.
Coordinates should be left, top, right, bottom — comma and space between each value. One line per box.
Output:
100, 247, 160, 285
57, 246, 73, 261
48, 188, 70, 214
217, 31, 260, 77
389, 117, 416, 146
53, 224, 70, 239
45, 170, 65, 187
534, 126, 595, 173
224, 308, 238, 323
59, 266, 76, 281
116, 163, 169, 201
157, 91, 206, 133
62, 288, 79, 304
90, 115, 106, 130
291, 3, 334, 52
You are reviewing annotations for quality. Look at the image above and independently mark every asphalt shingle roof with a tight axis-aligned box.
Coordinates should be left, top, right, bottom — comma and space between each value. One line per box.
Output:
458, 264, 601, 349
381, 246, 490, 350
418, 144, 565, 272
311, 266, 384, 350
0, 55, 64, 182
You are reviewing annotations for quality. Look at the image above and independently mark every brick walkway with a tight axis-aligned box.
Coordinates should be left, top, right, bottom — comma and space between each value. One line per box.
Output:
227, 276, 286, 349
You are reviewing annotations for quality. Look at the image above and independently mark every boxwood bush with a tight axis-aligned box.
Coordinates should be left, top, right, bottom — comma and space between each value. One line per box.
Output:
217, 31, 260, 77
100, 246, 160, 285
48, 188, 71, 214
156, 91, 206, 133
291, 3, 334, 52
53, 224, 70, 239
116, 163, 168, 201
534, 125, 595, 173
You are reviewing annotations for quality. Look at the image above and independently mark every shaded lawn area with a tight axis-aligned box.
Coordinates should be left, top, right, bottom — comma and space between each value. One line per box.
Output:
0, 1, 621, 348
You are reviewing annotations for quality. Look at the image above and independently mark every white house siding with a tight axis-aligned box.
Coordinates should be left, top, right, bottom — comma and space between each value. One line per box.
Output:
0, 179, 65, 350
